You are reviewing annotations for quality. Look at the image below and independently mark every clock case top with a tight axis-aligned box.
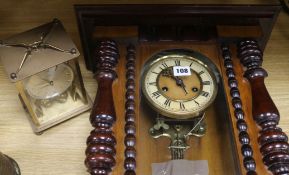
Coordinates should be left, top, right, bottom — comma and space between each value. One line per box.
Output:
0, 19, 80, 82
75, 4, 281, 73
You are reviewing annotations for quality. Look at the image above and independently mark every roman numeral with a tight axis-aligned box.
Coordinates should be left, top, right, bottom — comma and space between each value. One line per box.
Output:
198, 71, 204, 75
164, 99, 171, 107
194, 100, 200, 106
201, 91, 209, 97
202, 81, 211, 85
149, 82, 157, 86
180, 102, 185, 110
189, 62, 194, 67
161, 62, 169, 69
175, 60, 181, 66
151, 71, 159, 74
152, 91, 161, 98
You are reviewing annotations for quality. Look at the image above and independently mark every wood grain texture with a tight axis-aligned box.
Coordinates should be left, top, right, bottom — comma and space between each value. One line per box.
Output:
0, 1, 288, 175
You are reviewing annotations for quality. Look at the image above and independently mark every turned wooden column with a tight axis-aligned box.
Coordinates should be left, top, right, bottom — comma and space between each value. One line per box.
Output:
237, 40, 289, 174
85, 40, 119, 175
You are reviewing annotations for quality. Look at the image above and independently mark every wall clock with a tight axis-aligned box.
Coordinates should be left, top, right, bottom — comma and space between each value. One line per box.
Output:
75, 3, 289, 175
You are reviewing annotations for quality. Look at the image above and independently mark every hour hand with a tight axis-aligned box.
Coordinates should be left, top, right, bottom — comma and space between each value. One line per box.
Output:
181, 82, 188, 95
176, 77, 188, 95
161, 69, 188, 95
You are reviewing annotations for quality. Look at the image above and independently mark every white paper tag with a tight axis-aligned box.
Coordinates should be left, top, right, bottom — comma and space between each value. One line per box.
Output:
173, 66, 191, 76
152, 159, 209, 175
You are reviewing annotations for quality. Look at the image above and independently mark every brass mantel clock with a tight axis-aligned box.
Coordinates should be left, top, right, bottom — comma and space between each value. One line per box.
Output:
0, 19, 92, 134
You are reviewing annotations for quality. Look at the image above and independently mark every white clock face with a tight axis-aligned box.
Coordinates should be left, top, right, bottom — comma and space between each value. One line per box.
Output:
142, 51, 218, 119
25, 63, 74, 100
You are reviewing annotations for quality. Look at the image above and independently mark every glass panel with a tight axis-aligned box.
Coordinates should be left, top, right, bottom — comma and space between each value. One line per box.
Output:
18, 60, 91, 133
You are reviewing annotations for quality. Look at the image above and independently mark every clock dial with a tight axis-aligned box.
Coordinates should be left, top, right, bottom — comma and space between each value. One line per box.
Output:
25, 63, 74, 100
142, 50, 217, 119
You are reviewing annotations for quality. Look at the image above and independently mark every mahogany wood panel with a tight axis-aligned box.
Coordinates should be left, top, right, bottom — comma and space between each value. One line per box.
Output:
135, 42, 240, 175
217, 25, 262, 38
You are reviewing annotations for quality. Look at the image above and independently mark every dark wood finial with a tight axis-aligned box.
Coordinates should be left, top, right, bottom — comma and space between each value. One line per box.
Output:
238, 39, 289, 174
85, 39, 119, 175
124, 44, 137, 175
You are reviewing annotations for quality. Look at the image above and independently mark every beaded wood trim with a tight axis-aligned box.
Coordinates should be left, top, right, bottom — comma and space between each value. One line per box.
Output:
221, 45, 257, 174
124, 44, 137, 175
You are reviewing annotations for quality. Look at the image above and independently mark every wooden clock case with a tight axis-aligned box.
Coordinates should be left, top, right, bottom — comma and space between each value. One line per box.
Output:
75, 4, 286, 175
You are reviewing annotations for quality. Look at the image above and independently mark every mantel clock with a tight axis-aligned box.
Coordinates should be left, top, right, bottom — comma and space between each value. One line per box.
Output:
0, 19, 92, 134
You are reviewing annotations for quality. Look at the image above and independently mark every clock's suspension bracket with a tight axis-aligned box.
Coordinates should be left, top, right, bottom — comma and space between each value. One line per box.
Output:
149, 113, 206, 159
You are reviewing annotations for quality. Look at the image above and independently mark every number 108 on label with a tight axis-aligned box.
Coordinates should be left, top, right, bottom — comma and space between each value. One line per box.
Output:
173, 66, 191, 76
